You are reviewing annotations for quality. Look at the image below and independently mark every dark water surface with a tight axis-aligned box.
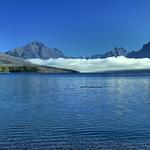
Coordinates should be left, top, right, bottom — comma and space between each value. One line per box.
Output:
0, 73, 150, 149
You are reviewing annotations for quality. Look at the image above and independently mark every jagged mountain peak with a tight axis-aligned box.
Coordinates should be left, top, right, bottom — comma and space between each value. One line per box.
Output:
27, 41, 46, 47
106, 47, 128, 57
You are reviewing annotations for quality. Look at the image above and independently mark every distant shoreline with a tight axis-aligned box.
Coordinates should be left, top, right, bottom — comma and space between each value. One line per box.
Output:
0, 66, 150, 75
0, 65, 78, 74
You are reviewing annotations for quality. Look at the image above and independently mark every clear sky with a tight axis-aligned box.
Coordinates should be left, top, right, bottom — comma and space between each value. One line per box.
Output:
0, 0, 150, 56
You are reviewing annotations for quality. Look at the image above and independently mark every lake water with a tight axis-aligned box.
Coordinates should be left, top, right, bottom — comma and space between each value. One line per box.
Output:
0, 73, 150, 149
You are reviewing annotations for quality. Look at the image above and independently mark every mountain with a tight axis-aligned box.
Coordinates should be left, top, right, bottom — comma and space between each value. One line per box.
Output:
90, 47, 128, 59
5, 41, 66, 59
127, 42, 150, 58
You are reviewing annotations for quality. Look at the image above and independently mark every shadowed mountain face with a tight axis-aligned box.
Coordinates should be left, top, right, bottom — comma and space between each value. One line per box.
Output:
5, 41, 66, 59
127, 42, 150, 58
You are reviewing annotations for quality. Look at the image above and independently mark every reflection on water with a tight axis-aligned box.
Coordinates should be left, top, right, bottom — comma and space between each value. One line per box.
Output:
0, 73, 150, 149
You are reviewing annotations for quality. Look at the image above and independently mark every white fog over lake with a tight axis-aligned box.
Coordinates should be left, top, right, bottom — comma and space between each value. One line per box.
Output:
28, 56, 150, 73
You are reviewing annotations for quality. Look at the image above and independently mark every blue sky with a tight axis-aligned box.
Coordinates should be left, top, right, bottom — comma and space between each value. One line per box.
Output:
0, 0, 150, 56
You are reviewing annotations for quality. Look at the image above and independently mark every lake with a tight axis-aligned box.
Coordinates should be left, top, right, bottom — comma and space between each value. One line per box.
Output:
0, 73, 150, 149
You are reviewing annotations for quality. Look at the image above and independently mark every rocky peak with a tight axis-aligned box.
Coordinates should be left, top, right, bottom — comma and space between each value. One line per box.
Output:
27, 41, 45, 47
105, 47, 128, 57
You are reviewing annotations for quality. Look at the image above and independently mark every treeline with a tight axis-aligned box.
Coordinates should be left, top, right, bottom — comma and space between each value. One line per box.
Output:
0, 66, 40, 73
0, 67, 9, 72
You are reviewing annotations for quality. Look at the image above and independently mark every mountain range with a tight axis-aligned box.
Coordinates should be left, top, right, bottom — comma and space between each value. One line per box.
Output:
0, 41, 150, 73
4, 41, 150, 59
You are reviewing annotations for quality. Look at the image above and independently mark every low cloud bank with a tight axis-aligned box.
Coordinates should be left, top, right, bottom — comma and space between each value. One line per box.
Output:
27, 56, 150, 73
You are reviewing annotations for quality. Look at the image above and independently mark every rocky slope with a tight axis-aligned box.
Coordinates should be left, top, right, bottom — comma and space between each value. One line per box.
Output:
0, 53, 31, 66
0, 53, 77, 73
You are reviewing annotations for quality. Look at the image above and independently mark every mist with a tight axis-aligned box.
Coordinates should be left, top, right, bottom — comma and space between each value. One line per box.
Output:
27, 56, 150, 73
